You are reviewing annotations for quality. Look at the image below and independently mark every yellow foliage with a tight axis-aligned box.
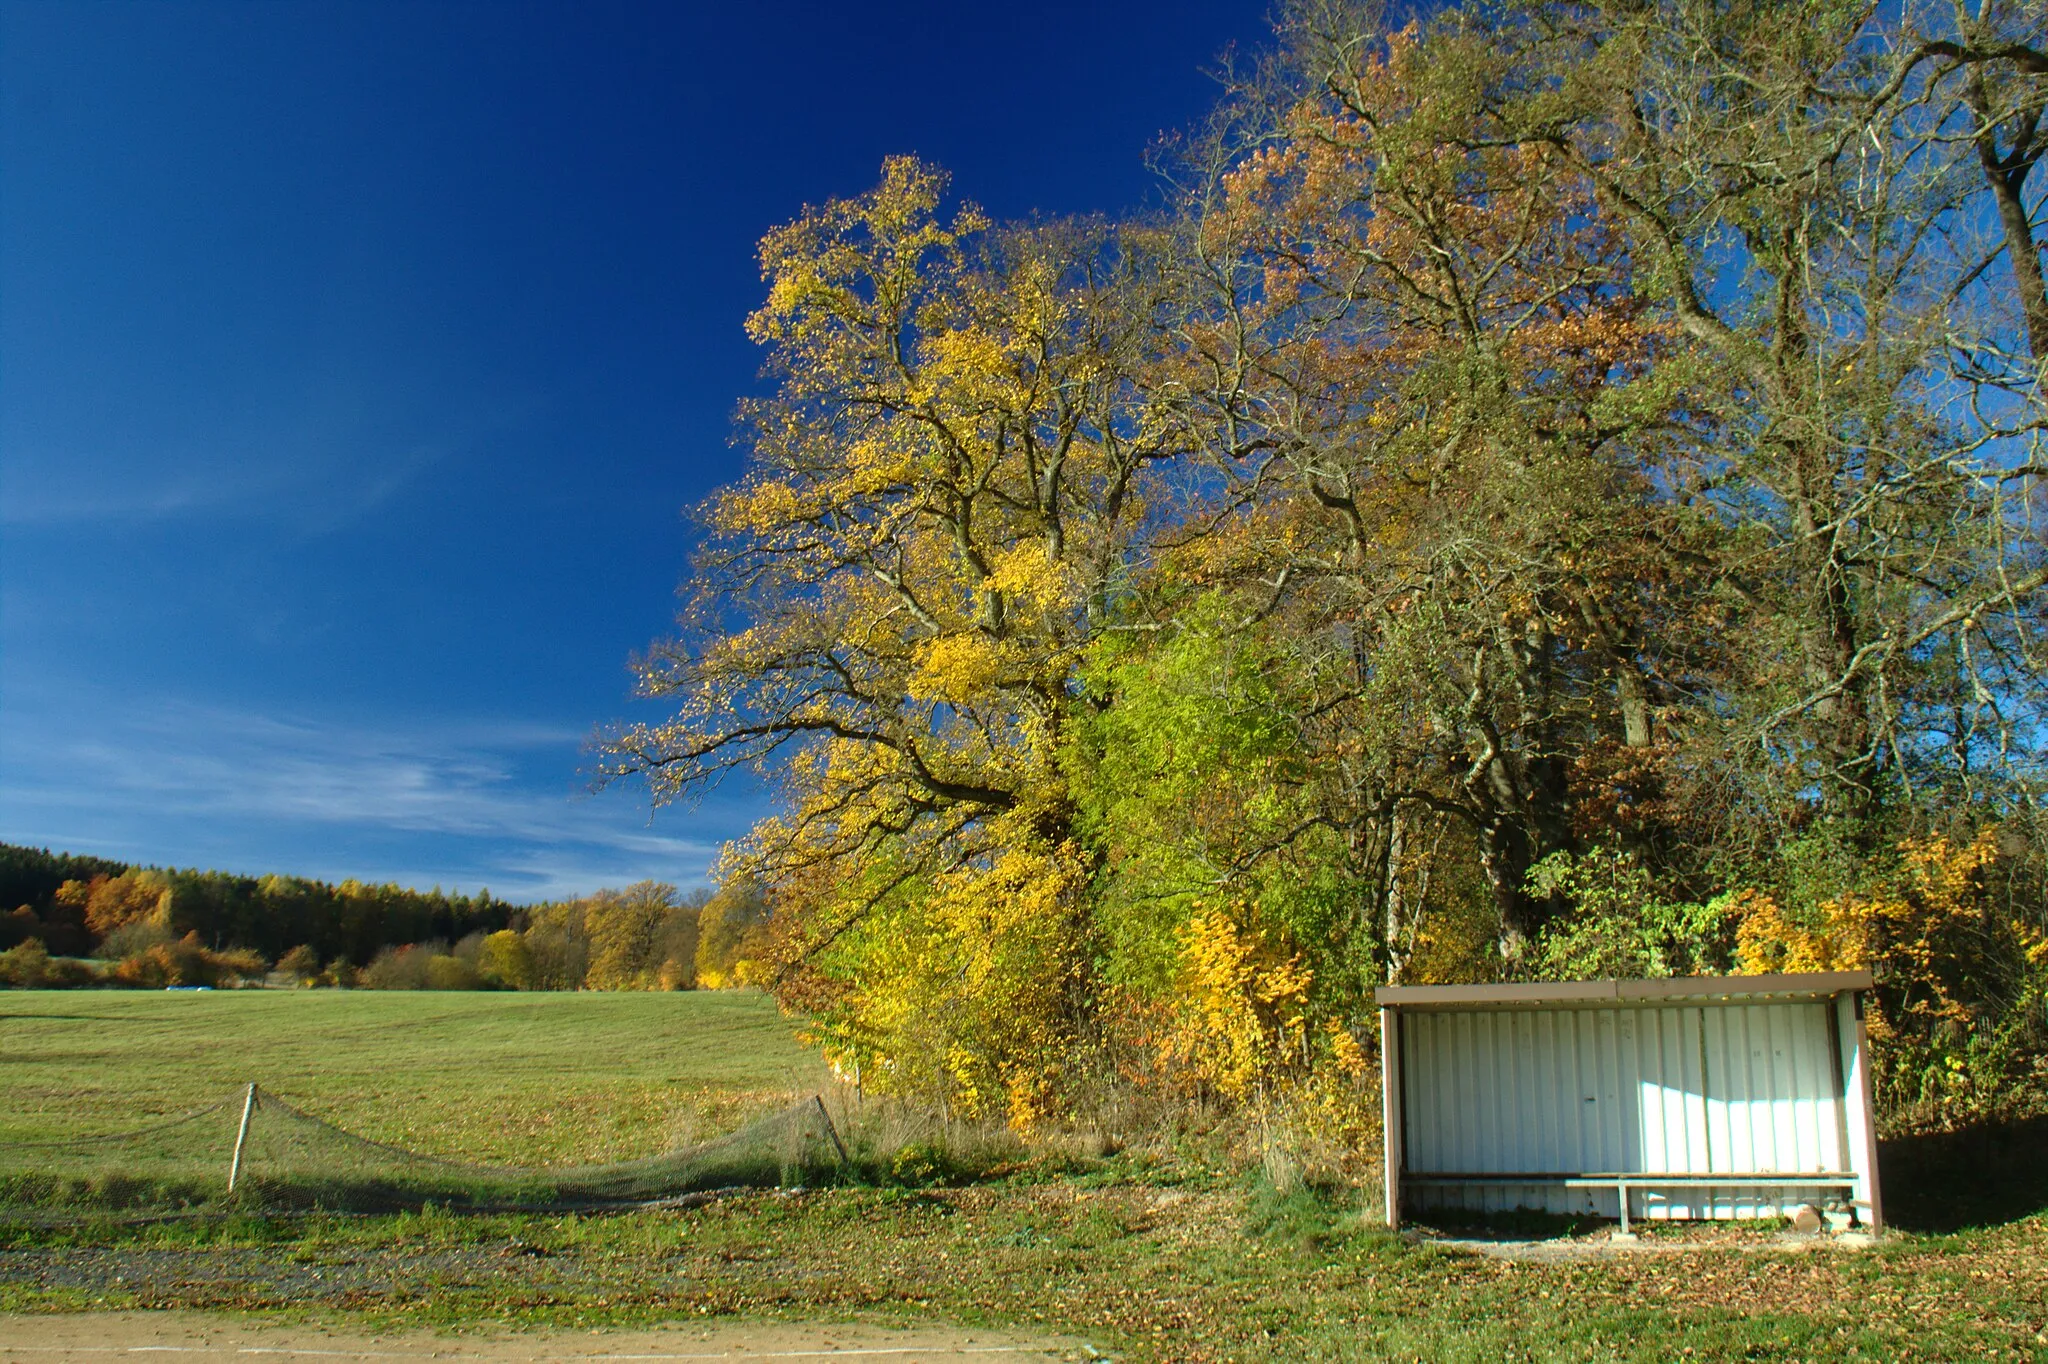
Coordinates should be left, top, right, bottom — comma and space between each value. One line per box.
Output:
981, 541, 1075, 617
796, 822, 1090, 1130
714, 479, 811, 535
1326, 1018, 1372, 1080
908, 633, 1019, 701
843, 433, 917, 494
1735, 831, 2044, 1042
1258, 1063, 1386, 1188
921, 326, 1023, 402
1734, 889, 1852, 976
476, 929, 533, 990
1161, 906, 1313, 1099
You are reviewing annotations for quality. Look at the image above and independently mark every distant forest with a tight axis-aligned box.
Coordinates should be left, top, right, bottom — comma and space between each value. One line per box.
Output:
0, 841, 515, 962
0, 842, 765, 992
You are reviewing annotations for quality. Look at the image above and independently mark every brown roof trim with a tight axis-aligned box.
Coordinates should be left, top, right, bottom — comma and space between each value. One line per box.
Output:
1376, 971, 1873, 1008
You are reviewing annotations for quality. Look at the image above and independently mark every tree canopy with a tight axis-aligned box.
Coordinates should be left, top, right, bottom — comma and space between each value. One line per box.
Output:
604, 0, 2048, 1132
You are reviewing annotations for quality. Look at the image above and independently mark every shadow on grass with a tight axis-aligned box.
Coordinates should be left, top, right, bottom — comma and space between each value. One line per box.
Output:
1879, 1113, 2048, 1233
0, 1015, 131, 1024
1396, 1206, 1610, 1240
1241, 1177, 1411, 1259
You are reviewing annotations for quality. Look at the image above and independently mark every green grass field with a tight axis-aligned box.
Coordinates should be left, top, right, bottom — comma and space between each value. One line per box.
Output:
3, 988, 2045, 1360
3, 1180, 2045, 1360
0, 990, 823, 1163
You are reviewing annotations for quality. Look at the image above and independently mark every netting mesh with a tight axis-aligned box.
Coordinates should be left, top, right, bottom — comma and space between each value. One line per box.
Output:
0, 1088, 847, 1222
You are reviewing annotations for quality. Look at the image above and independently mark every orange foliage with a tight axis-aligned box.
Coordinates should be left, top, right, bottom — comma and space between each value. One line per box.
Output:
59, 873, 173, 938
110, 932, 265, 989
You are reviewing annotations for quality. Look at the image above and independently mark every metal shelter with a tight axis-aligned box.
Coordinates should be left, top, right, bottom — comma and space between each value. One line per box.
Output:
1377, 972, 1882, 1232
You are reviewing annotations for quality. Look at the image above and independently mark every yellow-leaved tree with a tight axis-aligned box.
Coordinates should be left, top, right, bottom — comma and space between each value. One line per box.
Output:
1736, 829, 2048, 1125
600, 159, 1200, 1123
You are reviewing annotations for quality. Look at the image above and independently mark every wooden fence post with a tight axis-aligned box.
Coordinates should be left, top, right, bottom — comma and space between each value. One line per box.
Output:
226, 1084, 256, 1195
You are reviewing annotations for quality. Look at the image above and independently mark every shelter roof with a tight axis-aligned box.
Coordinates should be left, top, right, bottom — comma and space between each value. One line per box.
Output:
1376, 971, 1873, 1009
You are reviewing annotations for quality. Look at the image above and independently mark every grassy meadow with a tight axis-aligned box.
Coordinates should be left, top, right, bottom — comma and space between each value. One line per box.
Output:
3, 1181, 2045, 1359
3, 988, 2046, 1359
0, 989, 823, 1163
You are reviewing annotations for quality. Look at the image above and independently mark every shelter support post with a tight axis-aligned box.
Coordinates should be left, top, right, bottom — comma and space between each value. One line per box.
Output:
1380, 1004, 1402, 1230
1836, 990, 1883, 1231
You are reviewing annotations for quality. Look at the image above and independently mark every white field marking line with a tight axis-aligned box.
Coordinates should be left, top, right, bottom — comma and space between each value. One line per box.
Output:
588, 1351, 1050, 1360
585, 1343, 1048, 1351
0, 1347, 1054, 1360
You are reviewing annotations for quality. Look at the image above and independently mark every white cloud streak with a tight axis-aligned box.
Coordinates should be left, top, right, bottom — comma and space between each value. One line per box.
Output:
0, 686, 756, 901
0, 441, 441, 532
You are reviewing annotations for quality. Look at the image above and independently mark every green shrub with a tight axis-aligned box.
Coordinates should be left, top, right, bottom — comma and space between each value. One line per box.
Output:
43, 955, 100, 988
476, 930, 533, 989
277, 944, 321, 984
1527, 847, 1738, 980
888, 1142, 952, 1187
425, 954, 482, 990
0, 937, 51, 987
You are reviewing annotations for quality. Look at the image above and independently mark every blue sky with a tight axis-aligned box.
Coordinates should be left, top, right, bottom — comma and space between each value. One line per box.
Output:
0, 0, 1268, 901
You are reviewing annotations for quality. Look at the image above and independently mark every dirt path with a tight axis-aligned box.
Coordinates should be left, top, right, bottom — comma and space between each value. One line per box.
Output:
0, 1314, 1079, 1363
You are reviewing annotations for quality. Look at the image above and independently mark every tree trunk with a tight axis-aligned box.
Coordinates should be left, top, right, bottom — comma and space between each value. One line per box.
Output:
1963, 55, 2048, 364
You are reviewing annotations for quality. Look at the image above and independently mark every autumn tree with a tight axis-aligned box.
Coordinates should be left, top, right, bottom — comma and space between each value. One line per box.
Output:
521, 898, 592, 990
583, 881, 700, 990
57, 871, 173, 938
601, 159, 1209, 1120
476, 929, 534, 990
1140, 0, 2048, 972
1463, 0, 2048, 848
1094, 8, 1722, 983
604, 3, 2047, 1129
693, 878, 766, 988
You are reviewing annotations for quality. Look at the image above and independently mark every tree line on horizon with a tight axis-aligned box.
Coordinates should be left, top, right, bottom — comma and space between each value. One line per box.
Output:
0, 841, 516, 967
596, 0, 2048, 1136
326, 879, 767, 993
0, 842, 768, 993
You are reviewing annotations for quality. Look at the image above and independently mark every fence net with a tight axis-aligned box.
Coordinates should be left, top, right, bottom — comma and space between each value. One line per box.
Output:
0, 1087, 847, 1222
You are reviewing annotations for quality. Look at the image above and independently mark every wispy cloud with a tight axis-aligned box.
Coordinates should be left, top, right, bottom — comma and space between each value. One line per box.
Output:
0, 377, 543, 535
0, 685, 759, 900
0, 441, 442, 532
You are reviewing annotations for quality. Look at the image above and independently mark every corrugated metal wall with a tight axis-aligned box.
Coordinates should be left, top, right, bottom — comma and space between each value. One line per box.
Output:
1400, 1003, 1852, 1219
